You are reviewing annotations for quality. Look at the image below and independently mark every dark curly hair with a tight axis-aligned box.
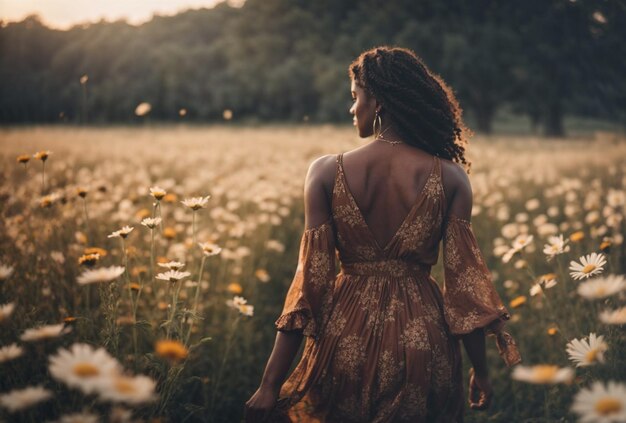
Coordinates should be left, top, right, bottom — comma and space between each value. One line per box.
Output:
349, 46, 473, 172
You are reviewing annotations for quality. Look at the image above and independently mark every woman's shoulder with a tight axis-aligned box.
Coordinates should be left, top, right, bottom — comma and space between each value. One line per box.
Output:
439, 157, 471, 201
306, 154, 338, 195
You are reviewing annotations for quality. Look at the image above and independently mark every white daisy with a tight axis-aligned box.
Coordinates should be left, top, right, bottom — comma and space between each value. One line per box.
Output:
49, 343, 121, 394
238, 304, 254, 317
198, 242, 222, 257
543, 278, 558, 289
107, 226, 134, 239
110, 407, 133, 423
599, 306, 626, 325
571, 381, 626, 423
97, 374, 157, 405
266, 239, 285, 253
0, 264, 15, 281
50, 251, 65, 264
511, 364, 574, 385
531, 274, 559, 297
77, 266, 125, 285
155, 270, 191, 283
530, 283, 543, 297
543, 234, 570, 260
577, 275, 626, 300
181, 196, 211, 210
149, 186, 166, 200
512, 234, 534, 250
566, 333, 608, 367
40, 192, 61, 208
53, 411, 100, 423
502, 234, 534, 264
0, 386, 53, 413
157, 261, 185, 271
0, 302, 15, 322
141, 217, 161, 229
226, 296, 254, 316
502, 247, 517, 264
20, 323, 71, 342
227, 296, 248, 308
0, 343, 24, 363
569, 252, 607, 280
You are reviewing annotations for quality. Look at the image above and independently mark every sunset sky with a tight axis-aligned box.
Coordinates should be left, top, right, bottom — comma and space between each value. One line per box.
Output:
0, 0, 242, 29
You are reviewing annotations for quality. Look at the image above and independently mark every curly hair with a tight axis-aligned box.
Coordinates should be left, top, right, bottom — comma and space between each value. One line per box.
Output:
349, 46, 473, 172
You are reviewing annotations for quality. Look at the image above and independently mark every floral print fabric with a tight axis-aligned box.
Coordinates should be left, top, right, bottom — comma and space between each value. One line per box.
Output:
273, 153, 520, 422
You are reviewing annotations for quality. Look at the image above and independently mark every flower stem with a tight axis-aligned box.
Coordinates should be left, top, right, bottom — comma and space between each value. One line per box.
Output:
192, 211, 197, 246
82, 197, 90, 242
41, 161, 46, 194
150, 229, 155, 284
167, 280, 182, 339
185, 255, 206, 346
210, 316, 240, 413
121, 238, 137, 355
152, 200, 163, 233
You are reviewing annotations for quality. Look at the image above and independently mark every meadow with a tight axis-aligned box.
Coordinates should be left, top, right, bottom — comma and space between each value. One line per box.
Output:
0, 126, 624, 422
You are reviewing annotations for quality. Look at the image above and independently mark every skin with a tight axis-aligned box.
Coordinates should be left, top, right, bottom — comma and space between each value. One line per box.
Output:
244, 79, 493, 422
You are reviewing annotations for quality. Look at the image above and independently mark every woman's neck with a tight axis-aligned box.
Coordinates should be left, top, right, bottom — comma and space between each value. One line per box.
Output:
376, 123, 403, 143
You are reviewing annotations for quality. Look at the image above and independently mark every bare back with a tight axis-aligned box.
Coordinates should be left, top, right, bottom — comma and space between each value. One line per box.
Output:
313, 142, 467, 246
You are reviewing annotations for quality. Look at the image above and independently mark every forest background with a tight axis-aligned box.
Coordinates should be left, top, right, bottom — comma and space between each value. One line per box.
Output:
1, 0, 625, 136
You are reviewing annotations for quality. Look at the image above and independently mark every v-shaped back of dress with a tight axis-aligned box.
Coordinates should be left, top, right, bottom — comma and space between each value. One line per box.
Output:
332, 153, 446, 270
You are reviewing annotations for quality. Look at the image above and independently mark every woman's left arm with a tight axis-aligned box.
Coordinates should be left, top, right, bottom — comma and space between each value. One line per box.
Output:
245, 155, 336, 422
245, 330, 303, 422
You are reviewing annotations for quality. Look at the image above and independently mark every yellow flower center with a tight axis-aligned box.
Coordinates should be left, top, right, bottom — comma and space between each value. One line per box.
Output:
596, 287, 606, 296
594, 397, 622, 415
582, 264, 597, 274
115, 379, 137, 394
73, 363, 100, 377
533, 365, 558, 383
585, 349, 599, 363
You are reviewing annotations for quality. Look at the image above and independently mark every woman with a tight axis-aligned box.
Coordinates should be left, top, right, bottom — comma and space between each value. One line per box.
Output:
245, 46, 521, 422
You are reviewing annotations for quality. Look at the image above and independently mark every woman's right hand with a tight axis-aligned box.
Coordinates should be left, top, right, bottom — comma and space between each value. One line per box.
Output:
244, 385, 279, 423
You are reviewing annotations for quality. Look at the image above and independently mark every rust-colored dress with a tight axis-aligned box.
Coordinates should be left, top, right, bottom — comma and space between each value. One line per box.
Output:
273, 154, 520, 422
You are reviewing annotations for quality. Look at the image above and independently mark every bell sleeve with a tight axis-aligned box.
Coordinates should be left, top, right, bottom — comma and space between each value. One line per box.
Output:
443, 214, 522, 367
274, 220, 336, 340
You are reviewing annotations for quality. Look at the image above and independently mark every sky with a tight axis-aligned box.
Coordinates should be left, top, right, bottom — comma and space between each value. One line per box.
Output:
0, 0, 243, 29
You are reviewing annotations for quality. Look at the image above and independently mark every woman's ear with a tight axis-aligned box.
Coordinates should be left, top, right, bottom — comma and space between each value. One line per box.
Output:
374, 98, 383, 114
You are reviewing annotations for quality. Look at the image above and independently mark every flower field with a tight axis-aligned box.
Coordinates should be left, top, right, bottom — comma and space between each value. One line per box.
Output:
0, 126, 625, 422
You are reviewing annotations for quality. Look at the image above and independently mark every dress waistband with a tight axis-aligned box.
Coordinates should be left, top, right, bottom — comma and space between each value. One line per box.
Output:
341, 260, 431, 278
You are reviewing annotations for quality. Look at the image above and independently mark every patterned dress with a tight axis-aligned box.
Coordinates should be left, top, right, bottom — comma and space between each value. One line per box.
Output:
272, 153, 521, 422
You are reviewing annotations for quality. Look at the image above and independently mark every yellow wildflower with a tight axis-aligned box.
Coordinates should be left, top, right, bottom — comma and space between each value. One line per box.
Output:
155, 340, 188, 361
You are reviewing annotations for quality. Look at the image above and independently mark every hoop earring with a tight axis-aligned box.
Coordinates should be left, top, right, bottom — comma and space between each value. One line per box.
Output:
372, 111, 382, 138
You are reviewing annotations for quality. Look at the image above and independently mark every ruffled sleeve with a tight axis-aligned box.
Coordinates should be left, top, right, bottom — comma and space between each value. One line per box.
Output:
274, 220, 336, 340
443, 215, 522, 367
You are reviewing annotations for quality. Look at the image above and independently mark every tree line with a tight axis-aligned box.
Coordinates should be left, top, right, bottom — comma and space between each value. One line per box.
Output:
0, 0, 624, 136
